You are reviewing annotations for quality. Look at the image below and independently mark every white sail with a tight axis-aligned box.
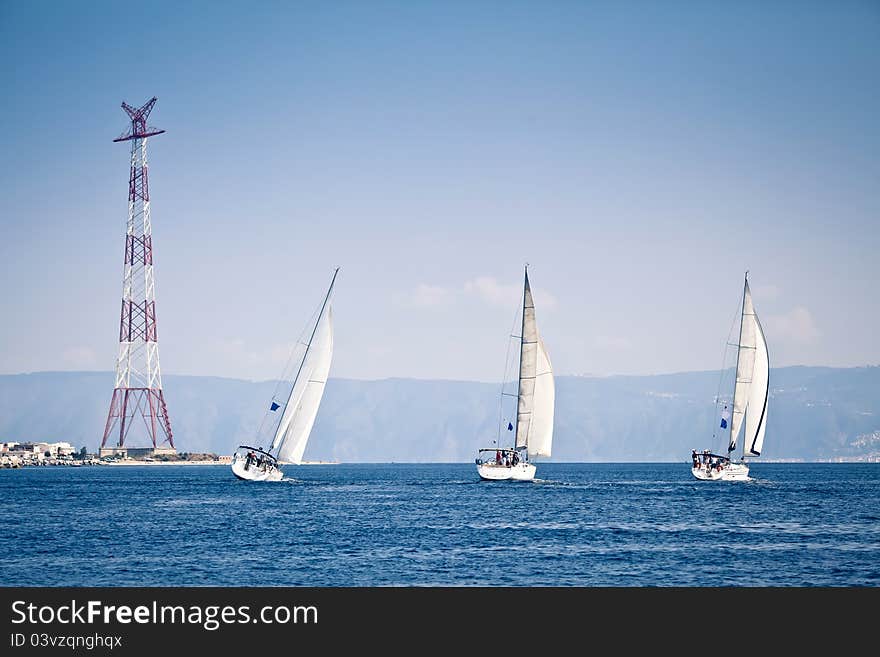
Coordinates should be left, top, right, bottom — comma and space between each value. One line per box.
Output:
272, 305, 334, 464
528, 337, 555, 457
515, 270, 554, 457
728, 278, 770, 456
744, 307, 769, 456
515, 272, 537, 450
728, 280, 756, 453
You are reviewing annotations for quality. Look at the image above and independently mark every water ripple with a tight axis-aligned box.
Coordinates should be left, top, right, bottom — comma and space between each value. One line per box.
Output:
1, 462, 878, 586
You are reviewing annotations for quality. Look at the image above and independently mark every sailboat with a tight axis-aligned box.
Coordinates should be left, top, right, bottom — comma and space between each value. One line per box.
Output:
475, 265, 554, 481
692, 272, 769, 481
231, 268, 338, 482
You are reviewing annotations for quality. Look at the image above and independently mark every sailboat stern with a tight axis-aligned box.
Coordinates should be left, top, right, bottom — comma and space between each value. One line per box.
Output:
690, 460, 749, 482
477, 461, 536, 481
231, 447, 284, 482
476, 448, 536, 480
720, 461, 750, 481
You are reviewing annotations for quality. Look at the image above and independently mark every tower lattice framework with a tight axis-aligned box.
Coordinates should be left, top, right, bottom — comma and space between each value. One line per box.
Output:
101, 97, 174, 451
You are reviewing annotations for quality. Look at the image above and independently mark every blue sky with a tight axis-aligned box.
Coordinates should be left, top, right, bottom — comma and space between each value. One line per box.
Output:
1, 1, 877, 381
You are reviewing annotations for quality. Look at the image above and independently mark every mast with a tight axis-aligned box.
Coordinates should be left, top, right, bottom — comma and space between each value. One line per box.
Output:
271, 267, 339, 458
513, 264, 528, 453
729, 270, 748, 459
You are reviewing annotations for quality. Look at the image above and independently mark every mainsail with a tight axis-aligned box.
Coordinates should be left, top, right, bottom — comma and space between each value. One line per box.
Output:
727, 277, 769, 456
529, 337, 555, 457
270, 270, 337, 464
745, 304, 769, 455
515, 269, 555, 458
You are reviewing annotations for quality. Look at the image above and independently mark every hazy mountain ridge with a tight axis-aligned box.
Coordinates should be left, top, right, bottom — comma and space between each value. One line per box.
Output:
1, 366, 878, 462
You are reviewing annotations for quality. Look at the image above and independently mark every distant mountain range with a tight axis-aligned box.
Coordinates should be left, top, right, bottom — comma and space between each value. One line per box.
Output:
1, 366, 878, 462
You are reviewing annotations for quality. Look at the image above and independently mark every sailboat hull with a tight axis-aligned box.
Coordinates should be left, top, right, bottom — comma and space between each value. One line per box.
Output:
691, 462, 750, 482
477, 462, 536, 481
231, 457, 284, 482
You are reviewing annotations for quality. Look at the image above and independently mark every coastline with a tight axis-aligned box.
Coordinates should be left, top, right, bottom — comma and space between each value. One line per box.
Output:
102, 459, 339, 466
104, 460, 228, 466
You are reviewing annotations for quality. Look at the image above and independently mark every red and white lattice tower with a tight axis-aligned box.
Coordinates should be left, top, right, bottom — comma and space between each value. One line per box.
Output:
101, 97, 174, 453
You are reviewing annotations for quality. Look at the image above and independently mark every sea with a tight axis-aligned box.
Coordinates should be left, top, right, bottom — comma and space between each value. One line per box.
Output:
1, 463, 878, 587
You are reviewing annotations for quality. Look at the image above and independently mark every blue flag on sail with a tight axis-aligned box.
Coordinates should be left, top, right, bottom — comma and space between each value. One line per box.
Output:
270, 401, 281, 412
720, 404, 730, 429
507, 422, 513, 431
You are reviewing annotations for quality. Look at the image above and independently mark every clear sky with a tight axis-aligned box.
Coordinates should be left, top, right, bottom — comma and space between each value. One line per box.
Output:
1, 1, 877, 382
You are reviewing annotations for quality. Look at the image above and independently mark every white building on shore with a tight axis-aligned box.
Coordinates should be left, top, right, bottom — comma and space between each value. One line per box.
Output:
1, 441, 77, 463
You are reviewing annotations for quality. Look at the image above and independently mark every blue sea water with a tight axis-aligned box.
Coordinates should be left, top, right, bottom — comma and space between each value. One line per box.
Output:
1, 463, 878, 586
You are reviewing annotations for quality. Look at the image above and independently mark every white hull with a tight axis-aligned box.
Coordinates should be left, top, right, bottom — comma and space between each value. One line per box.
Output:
231, 457, 283, 482
691, 462, 750, 481
477, 462, 536, 481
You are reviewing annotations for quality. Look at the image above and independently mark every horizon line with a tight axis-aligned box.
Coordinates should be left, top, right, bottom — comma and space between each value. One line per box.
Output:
2, 363, 879, 386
